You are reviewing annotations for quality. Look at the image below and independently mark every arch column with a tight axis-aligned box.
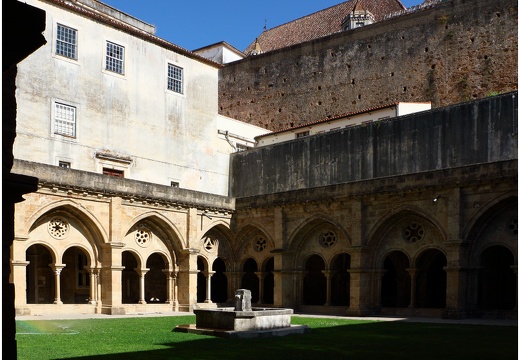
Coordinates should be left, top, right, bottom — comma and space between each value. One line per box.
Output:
136, 268, 149, 304
205, 271, 215, 303
86, 267, 98, 305
407, 268, 417, 309
373, 269, 386, 309
163, 270, 173, 304
322, 270, 332, 306
50, 264, 65, 305
255, 272, 264, 304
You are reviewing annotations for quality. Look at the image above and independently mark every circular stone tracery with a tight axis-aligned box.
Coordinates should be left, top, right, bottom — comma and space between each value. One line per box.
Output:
48, 217, 69, 239
204, 236, 218, 253
319, 230, 337, 248
402, 222, 425, 243
254, 237, 267, 252
135, 226, 151, 247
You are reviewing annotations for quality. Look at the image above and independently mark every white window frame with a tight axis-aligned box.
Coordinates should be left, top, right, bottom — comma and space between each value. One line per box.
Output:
105, 41, 125, 75
53, 101, 77, 138
167, 62, 184, 94
55, 23, 78, 60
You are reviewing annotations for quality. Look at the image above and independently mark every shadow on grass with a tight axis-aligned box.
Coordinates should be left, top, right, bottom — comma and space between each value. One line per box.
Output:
56, 320, 517, 360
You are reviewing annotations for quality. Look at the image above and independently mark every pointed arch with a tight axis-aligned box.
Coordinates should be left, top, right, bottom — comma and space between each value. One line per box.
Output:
124, 211, 185, 255
235, 223, 275, 264
24, 199, 108, 246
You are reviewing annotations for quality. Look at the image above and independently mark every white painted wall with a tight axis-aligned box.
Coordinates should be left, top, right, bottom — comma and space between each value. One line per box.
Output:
14, 0, 261, 196
193, 43, 245, 64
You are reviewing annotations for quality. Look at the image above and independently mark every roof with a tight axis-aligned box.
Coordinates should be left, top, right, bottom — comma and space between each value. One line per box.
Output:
255, 102, 401, 139
243, 0, 405, 54
192, 41, 245, 57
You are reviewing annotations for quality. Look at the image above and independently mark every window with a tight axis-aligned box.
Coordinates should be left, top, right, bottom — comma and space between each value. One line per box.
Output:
167, 63, 183, 93
56, 24, 77, 59
296, 131, 310, 138
170, 181, 179, 188
103, 168, 124, 177
58, 161, 71, 168
54, 102, 76, 137
106, 41, 124, 74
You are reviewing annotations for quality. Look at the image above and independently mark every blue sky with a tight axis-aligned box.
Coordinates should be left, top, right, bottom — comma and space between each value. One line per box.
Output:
101, 0, 423, 52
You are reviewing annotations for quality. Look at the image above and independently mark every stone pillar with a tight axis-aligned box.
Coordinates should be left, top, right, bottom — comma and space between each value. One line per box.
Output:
407, 268, 417, 309
205, 271, 214, 303
100, 242, 125, 314
234, 289, 252, 311
443, 265, 467, 318
346, 249, 374, 316
255, 272, 263, 304
137, 269, 149, 304
87, 267, 97, 305
163, 270, 173, 304
176, 250, 199, 311
173, 271, 179, 311
323, 270, 332, 306
373, 269, 385, 310
50, 264, 65, 305
11, 260, 29, 314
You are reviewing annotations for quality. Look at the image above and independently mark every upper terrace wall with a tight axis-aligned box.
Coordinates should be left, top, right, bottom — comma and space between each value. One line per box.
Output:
219, 0, 517, 131
229, 92, 517, 198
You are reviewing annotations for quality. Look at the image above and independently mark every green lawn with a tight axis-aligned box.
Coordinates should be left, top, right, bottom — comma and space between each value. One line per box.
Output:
16, 316, 517, 360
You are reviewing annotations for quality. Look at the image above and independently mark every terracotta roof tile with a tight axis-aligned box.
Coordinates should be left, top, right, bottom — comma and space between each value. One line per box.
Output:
244, 0, 405, 54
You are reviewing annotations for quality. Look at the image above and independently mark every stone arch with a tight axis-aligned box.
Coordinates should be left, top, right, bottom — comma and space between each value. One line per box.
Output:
145, 252, 168, 303
61, 246, 92, 304
211, 257, 228, 303
25, 199, 108, 246
302, 253, 326, 306
121, 250, 142, 304
261, 257, 275, 304
368, 207, 446, 270
241, 258, 259, 303
124, 212, 185, 258
330, 252, 351, 306
199, 224, 235, 268
380, 250, 411, 308
235, 223, 275, 269
197, 255, 210, 303
414, 248, 447, 308
25, 204, 104, 267
25, 243, 57, 304
288, 213, 352, 256
478, 245, 516, 311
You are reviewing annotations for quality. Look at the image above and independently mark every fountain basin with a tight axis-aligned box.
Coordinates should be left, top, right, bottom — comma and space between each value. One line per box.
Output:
194, 307, 293, 332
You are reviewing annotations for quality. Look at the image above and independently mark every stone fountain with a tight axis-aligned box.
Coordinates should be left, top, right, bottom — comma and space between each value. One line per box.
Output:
174, 289, 310, 338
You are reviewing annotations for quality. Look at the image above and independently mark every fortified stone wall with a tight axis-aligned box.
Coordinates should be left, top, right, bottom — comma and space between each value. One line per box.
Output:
219, 0, 517, 131
229, 92, 517, 198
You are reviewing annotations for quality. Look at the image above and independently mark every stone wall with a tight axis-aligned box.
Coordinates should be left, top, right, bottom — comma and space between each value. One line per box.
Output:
230, 92, 517, 198
219, 0, 517, 131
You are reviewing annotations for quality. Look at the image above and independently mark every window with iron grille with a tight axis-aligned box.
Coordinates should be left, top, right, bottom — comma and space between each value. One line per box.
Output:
54, 102, 76, 137
58, 161, 71, 168
167, 63, 183, 93
56, 24, 77, 59
106, 41, 124, 74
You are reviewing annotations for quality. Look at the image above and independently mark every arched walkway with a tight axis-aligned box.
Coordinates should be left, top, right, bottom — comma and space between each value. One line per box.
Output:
26, 244, 55, 304
61, 247, 90, 304
145, 253, 167, 303
197, 256, 207, 303
211, 258, 227, 303
262, 257, 274, 304
330, 253, 350, 306
122, 251, 139, 304
241, 258, 259, 303
381, 251, 410, 308
303, 254, 326, 305
478, 245, 516, 310
415, 249, 447, 308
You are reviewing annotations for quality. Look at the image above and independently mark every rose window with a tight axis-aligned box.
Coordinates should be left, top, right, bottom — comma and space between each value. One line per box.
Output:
48, 217, 69, 239
204, 236, 218, 253
506, 217, 517, 236
402, 223, 425, 243
319, 231, 337, 248
135, 227, 151, 247
254, 237, 267, 252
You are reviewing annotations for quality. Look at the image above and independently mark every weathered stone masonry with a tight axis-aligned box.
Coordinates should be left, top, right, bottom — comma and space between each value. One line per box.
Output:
219, 0, 517, 131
